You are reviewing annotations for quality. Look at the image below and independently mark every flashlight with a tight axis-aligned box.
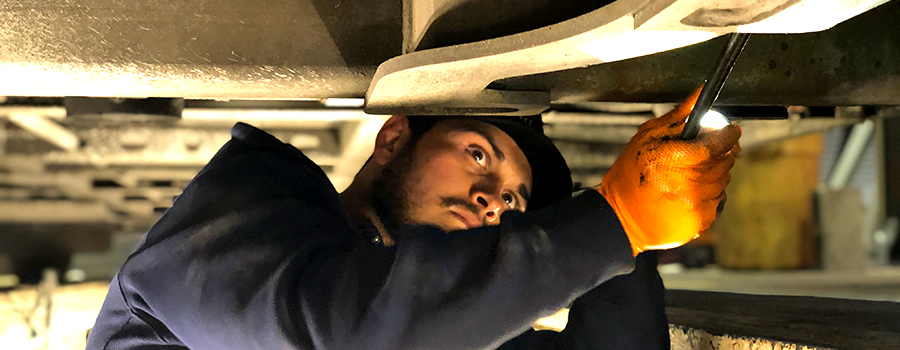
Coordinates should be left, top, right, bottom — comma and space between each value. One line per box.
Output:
680, 32, 749, 140
699, 110, 730, 131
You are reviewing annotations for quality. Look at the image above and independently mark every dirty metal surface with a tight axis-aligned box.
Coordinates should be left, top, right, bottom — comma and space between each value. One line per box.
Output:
409, 0, 615, 52
0, 0, 401, 99
492, 1, 900, 106
367, 0, 888, 115
411, 0, 810, 52
667, 290, 900, 350
2, 0, 893, 106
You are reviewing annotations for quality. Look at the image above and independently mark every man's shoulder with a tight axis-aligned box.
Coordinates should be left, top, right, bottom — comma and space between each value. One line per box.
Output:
137, 122, 344, 248
230, 122, 284, 149
228, 122, 314, 165
201, 122, 333, 188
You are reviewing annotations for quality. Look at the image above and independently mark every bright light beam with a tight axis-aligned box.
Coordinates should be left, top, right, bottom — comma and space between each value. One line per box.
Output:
700, 110, 730, 130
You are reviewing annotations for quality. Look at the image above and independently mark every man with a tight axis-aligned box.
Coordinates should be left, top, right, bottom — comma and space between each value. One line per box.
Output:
87, 90, 740, 349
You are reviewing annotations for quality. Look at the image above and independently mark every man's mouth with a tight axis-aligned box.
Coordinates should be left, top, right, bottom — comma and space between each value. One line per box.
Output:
450, 210, 479, 229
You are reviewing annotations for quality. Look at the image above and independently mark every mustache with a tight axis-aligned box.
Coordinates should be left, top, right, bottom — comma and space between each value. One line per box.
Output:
441, 197, 480, 217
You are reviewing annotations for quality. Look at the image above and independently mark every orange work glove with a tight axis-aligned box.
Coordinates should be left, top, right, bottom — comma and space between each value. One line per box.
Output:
598, 88, 741, 256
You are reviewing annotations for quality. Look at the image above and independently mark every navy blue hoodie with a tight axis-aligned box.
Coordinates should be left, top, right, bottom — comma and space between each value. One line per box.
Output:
87, 122, 645, 349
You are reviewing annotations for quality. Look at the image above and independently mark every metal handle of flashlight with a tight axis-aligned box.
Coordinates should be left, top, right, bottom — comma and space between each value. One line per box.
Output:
680, 33, 751, 140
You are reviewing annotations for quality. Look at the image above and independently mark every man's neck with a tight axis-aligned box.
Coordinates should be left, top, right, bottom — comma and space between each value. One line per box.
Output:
339, 181, 395, 246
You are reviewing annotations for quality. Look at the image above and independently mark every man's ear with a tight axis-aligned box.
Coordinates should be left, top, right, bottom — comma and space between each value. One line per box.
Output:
373, 115, 411, 166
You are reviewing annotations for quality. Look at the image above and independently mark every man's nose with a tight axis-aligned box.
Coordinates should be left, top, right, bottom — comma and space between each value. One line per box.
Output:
471, 192, 503, 224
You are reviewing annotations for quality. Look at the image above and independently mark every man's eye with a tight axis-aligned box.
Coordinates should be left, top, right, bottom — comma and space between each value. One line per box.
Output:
501, 192, 516, 208
470, 148, 487, 166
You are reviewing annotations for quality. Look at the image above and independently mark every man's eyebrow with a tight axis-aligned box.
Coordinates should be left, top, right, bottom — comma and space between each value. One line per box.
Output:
458, 125, 505, 161
517, 183, 531, 208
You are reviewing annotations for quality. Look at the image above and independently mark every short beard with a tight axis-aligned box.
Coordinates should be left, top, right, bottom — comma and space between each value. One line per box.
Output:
370, 141, 417, 235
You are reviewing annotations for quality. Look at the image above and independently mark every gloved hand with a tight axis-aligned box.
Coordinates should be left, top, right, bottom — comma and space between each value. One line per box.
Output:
598, 88, 741, 256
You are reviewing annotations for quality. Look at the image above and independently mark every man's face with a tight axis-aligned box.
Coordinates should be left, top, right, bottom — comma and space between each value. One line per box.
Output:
372, 119, 533, 233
